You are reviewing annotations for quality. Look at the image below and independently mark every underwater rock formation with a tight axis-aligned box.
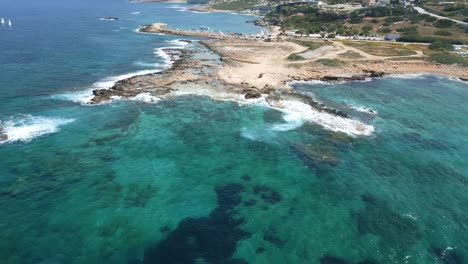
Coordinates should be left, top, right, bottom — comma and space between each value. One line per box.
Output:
142, 183, 250, 264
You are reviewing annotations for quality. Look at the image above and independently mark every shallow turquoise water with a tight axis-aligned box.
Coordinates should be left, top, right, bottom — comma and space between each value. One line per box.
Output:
0, 76, 467, 264
1, 1, 468, 263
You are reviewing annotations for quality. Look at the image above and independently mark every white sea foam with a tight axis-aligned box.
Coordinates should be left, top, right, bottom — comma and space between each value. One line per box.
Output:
130, 12, 141, 15
270, 100, 374, 136
166, 39, 190, 47
130, 93, 160, 104
403, 213, 418, 221
387, 73, 427, 79
289, 80, 336, 86
349, 105, 378, 115
0, 115, 75, 144
53, 45, 180, 105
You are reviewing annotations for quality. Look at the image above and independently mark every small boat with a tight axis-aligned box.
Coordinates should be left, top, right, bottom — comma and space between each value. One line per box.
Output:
1, 18, 4, 25
8, 19, 12, 28
199, 25, 210, 31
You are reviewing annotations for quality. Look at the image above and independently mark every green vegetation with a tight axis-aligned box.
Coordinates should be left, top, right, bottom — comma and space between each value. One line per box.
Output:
292, 40, 324, 50
378, 27, 392, 33
433, 19, 455, 28
264, 4, 416, 35
211, 0, 257, 10
428, 53, 468, 66
385, 16, 404, 23
434, 30, 452, 36
343, 41, 417, 56
288, 53, 305, 60
262, 3, 467, 44
317, 59, 345, 67
338, 51, 364, 59
396, 26, 418, 34
429, 40, 454, 51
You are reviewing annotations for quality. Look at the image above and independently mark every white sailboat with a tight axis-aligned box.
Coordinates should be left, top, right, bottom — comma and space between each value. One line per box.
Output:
8, 19, 12, 29
1, 18, 4, 26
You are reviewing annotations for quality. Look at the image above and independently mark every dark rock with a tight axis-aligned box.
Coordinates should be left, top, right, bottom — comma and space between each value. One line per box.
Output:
430, 246, 465, 264
355, 197, 421, 258
320, 76, 343, 82
242, 175, 251, 181
363, 70, 385, 78
320, 255, 352, 264
253, 184, 282, 204
358, 260, 379, 264
159, 226, 171, 233
0, 127, 7, 142
290, 143, 340, 168
244, 199, 256, 207
350, 75, 367, 81
245, 91, 262, 99
256, 247, 266, 254
142, 183, 250, 264
263, 227, 285, 248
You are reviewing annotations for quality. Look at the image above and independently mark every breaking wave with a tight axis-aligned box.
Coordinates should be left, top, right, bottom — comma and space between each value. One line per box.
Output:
269, 100, 374, 136
0, 115, 75, 144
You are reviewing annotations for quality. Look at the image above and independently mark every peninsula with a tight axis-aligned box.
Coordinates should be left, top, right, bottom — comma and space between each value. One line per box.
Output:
85, 22, 467, 137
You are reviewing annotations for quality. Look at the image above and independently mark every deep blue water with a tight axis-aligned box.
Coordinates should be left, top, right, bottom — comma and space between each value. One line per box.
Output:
0, 1, 468, 264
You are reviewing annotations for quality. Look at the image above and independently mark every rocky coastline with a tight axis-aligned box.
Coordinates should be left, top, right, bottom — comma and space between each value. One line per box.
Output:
87, 22, 466, 138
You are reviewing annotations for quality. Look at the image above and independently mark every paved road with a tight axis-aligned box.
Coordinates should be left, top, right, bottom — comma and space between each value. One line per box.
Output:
414, 6, 468, 27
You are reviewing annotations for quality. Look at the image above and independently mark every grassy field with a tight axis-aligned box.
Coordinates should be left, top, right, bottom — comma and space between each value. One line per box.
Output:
317, 59, 346, 67
342, 41, 418, 56
289, 39, 327, 50
338, 51, 364, 59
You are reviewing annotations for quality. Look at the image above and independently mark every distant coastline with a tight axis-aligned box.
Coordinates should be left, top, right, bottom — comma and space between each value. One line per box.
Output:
131, 0, 186, 3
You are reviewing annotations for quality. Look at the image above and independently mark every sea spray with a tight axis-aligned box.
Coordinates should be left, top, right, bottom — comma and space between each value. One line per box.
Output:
0, 115, 75, 144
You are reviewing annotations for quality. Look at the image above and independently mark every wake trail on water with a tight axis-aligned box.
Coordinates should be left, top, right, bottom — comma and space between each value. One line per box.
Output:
0, 115, 75, 144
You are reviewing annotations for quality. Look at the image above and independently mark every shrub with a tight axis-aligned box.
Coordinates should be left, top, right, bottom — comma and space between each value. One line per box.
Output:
371, 19, 379, 24
385, 16, 404, 23
429, 40, 454, 51
317, 59, 345, 67
349, 17, 363, 24
378, 27, 392, 33
288, 53, 305, 60
433, 19, 455, 28
434, 30, 452, 36
396, 26, 418, 34
428, 53, 468, 66
425, 16, 437, 22
327, 34, 336, 38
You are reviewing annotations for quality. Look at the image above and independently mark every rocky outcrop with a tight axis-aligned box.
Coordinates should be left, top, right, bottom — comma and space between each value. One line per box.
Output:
0, 127, 7, 142
90, 48, 196, 104
363, 69, 385, 78
244, 87, 262, 99
319, 70, 385, 83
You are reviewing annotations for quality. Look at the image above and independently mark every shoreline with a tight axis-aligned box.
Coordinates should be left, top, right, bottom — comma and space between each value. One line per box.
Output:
4, 22, 465, 143
88, 23, 467, 136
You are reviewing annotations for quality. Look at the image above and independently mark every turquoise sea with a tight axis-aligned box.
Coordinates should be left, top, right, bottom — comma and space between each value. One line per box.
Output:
0, 0, 467, 263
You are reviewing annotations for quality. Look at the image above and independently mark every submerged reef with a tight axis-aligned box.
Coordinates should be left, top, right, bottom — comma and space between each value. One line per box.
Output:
141, 183, 250, 264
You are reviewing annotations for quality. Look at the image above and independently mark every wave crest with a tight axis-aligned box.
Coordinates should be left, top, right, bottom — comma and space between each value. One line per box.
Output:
0, 115, 75, 144
270, 100, 374, 136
